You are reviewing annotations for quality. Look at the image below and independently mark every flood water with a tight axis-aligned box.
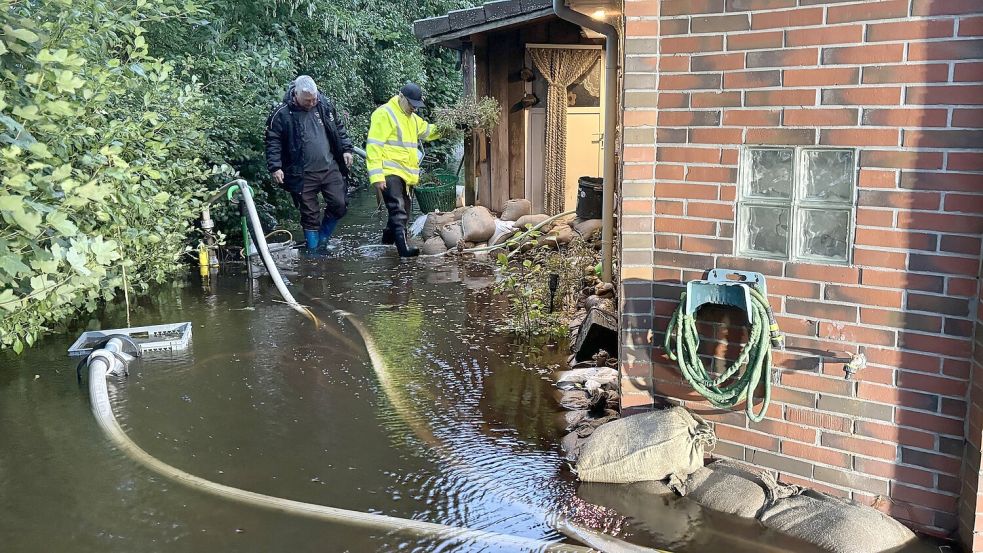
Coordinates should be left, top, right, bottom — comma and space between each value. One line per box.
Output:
0, 189, 942, 552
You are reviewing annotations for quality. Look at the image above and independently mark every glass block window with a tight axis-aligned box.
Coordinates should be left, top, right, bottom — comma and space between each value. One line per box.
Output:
738, 147, 856, 264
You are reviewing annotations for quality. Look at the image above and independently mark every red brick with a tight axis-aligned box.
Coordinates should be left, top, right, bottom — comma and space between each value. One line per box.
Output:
862, 64, 950, 84
654, 234, 681, 249
654, 164, 683, 181
823, 44, 904, 65
826, 284, 903, 308
752, 8, 823, 30
781, 370, 854, 396
689, 127, 744, 143
681, 236, 732, 254
908, 39, 983, 62
727, 0, 798, 8
954, 61, 983, 82
746, 89, 817, 107
768, 277, 821, 298
946, 277, 979, 298
859, 190, 941, 210
820, 128, 899, 147
906, 85, 983, 105
861, 269, 944, 293
663, 0, 725, 16
655, 199, 685, 215
691, 52, 745, 72
659, 110, 721, 126
787, 25, 863, 47
891, 484, 959, 512
855, 249, 907, 270
685, 167, 737, 184
866, 19, 956, 42
784, 107, 858, 126
724, 70, 781, 89
960, 16, 983, 37
692, 13, 751, 33
754, 418, 817, 443
691, 92, 742, 108
901, 171, 982, 192
865, 346, 942, 374
784, 67, 859, 87
858, 169, 896, 189
624, 147, 655, 163
654, 183, 719, 201
782, 440, 851, 468
822, 433, 898, 461
659, 55, 690, 72
723, 109, 781, 126
898, 371, 968, 398
909, 253, 981, 276
657, 93, 689, 109
746, 127, 816, 145
726, 30, 783, 51
687, 201, 734, 220
861, 108, 949, 127
953, 108, 983, 127
822, 87, 902, 106
657, 128, 687, 144
905, 129, 983, 149
827, 0, 908, 24
624, 110, 658, 126
786, 298, 858, 322
861, 150, 943, 170
940, 233, 982, 255
715, 424, 780, 451
912, 0, 981, 15
858, 382, 939, 412
625, 19, 662, 36
786, 407, 852, 433
856, 421, 935, 450
624, 1, 661, 16
662, 35, 725, 55
950, 152, 983, 171
747, 47, 818, 68
855, 208, 893, 227
660, 73, 723, 91
898, 331, 973, 358
623, 164, 653, 181
860, 307, 943, 333
854, 458, 934, 488
786, 263, 860, 284
818, 322, 898, 347
900, 211, 983, 234
657, 147, 721, 164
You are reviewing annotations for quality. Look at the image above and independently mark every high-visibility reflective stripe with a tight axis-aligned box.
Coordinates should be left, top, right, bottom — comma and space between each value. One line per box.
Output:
368, 137, 418, 148
368, 169, 384, 177
382, 105, 402, 143
419, 123, 430, 139
366, 138, 386, 146
383, 160, 420, 175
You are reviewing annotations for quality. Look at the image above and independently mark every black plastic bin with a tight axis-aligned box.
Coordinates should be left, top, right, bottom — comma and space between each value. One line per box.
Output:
576, 177, 603, 220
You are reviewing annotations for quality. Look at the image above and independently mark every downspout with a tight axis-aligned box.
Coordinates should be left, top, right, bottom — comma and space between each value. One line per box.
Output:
552, 0, 618, 283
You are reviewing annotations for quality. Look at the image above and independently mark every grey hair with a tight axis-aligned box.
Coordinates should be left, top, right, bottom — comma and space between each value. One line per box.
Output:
294, 75, 318, 97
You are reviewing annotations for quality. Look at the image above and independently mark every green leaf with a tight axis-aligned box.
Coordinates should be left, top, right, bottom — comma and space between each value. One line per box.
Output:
12, 339, 23, 355
65, 247, 90, 276
47, 210, 77, 237
152, 191, 170, 203
0, 289, 16, 312
0, 254, 30, 278
6, 27, 39, 44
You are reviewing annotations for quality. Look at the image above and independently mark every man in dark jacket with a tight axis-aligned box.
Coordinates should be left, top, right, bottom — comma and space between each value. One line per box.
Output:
265, 75, 354, 251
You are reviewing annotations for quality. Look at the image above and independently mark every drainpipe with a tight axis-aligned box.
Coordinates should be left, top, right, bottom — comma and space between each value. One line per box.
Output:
552, 0, 618, 283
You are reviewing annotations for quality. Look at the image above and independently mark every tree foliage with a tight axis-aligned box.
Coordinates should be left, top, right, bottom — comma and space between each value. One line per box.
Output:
0, 0, 215, 352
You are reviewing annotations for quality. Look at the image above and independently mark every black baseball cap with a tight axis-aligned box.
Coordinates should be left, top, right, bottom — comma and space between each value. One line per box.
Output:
399, 82, 426, 108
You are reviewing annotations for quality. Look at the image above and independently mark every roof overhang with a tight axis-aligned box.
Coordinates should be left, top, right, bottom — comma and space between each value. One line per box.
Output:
414, 0, 556, 49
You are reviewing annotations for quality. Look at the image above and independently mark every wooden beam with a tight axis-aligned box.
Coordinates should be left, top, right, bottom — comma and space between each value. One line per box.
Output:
461, 42, 476, 207
489, 32, 511, 212
473, 34, 492, 208
507, 31, 526, 200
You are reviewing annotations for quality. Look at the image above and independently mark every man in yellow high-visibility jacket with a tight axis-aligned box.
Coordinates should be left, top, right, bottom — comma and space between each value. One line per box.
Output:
366, 82, 440, 257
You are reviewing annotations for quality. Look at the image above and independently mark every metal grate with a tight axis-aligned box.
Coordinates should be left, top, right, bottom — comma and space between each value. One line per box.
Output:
68, 322, 192, 356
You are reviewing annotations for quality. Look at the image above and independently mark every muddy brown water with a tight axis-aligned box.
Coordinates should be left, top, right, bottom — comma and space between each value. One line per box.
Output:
0, 189, 944, 552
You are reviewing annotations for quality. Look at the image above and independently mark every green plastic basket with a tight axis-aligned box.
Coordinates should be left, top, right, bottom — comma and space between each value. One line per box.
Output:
414, 182, 457, 213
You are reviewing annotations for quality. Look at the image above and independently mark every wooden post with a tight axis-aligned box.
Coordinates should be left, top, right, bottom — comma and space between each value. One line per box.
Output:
461, 41, 476, 207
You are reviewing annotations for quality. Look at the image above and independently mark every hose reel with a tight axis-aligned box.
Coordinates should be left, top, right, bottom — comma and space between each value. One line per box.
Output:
664, 270, 784, 423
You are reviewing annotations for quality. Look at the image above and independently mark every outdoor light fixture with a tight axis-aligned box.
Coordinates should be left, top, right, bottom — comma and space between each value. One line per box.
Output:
548, 273, 560, 313
591, 9, 606, 20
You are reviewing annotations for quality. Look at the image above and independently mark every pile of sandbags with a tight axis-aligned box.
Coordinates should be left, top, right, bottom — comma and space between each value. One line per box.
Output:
554, 349, 622, 462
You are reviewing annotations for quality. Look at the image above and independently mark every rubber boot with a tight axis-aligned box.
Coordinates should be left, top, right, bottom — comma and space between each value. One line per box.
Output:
304, 230, 320, 251
394, 230, 419, 258
319, 217, 339, 250
381, 228, 395, 245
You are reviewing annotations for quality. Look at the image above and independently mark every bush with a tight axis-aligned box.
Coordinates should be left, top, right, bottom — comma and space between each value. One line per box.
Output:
0, 0, 215, 351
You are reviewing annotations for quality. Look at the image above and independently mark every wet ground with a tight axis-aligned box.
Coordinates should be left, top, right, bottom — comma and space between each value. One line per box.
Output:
0, 188, 944, 552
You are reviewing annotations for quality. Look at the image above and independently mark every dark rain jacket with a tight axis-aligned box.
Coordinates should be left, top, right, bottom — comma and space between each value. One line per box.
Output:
264, 85, 354, 193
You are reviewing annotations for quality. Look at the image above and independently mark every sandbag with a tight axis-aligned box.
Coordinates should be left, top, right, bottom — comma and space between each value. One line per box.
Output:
451, 206, 469, 220
573, 219, 603, 240
561, 410, 620, 461
461, 206, 496, 243
501, 199, 532, 221
760, 489, 916, 553
422, 212, 455, 240
439, 222, 463, 249
575, 407, 714, 484
514, 214, 549, 230
421, 236, 448, 255
676, 461, 770, 519
556, 367, 619, 391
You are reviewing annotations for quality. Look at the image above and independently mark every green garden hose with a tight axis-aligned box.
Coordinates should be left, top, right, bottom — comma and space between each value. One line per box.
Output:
663, 286, 781, 423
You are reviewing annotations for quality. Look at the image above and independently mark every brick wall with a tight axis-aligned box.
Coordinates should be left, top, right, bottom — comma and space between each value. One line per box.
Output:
620, 0, 983, 539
